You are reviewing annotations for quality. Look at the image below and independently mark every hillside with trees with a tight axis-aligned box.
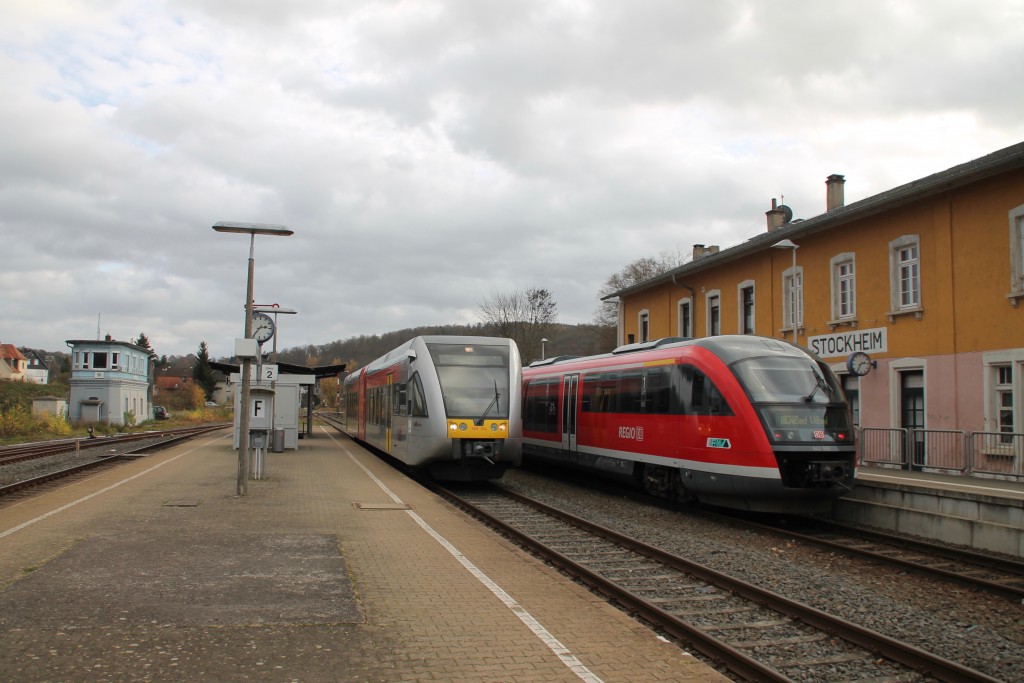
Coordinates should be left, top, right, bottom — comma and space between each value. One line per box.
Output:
274, 321, 614, 374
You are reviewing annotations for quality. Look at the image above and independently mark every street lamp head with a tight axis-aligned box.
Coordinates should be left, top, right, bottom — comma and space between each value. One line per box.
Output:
212, 221, 294, 237
772, 239, 799, 250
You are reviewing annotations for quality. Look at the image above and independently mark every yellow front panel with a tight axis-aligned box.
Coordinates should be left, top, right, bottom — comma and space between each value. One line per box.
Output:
446, 419, 510, 439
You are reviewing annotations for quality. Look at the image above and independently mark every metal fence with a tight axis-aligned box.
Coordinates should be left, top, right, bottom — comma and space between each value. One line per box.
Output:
857, 428, 1023, 480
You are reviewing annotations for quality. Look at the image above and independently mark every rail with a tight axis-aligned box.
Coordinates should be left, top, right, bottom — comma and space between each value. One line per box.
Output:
858, 427, 1023, 481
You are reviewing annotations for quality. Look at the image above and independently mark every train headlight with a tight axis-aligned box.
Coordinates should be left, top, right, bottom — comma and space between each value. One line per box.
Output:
459, 422, 468, 432
490, 423, 497, 432
499, 423, 507, 432
449, 423, 459, 432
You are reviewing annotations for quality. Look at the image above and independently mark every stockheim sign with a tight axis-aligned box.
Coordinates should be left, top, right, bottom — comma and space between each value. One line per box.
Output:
807, 327, 888, 359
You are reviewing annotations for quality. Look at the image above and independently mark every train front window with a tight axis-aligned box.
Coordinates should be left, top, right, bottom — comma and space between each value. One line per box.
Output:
427, 343, 511, 419
732, 356, 851, 444
732, 356, 842, 404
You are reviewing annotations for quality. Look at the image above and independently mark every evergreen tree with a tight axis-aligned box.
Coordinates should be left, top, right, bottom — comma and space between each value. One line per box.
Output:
135, 332, 152, 350
192, 341, 217, 401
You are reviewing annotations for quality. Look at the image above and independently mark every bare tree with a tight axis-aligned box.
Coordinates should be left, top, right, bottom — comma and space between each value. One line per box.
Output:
594, 248, 689, 327
479, 287, 558, 363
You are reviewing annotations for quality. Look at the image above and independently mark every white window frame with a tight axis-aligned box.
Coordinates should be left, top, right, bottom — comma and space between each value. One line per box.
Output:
737, 280, 755, 334
889, 234, 922, 319
677, 297, 693, 337
638, 309, 650, 342
983, 350, 1024, 436
706, 290, 721, 336
781, 266, 803, 333
829, 252, 857, 325
1009, 203, 1024, 305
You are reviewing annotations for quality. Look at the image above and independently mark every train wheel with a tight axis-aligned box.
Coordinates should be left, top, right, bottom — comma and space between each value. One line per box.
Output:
642, 464, 676, 499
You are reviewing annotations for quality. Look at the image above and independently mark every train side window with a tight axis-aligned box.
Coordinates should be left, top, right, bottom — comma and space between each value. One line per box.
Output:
394, 383, 408, 416
617, 370, 645, 412
409, 373, 428, 417
582, 373, 616, 413
677, 365, 733, 416
524, 378, 559, 433
645, 367, 672, 414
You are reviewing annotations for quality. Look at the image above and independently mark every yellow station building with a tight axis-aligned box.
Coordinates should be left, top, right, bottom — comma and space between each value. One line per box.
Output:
606, 142, 1024, 475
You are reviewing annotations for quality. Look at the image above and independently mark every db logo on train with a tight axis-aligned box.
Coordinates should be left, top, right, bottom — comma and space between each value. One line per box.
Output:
618, 426, 645, 441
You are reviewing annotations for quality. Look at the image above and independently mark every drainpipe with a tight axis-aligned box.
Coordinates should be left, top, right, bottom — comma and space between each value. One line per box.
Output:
672, 274, 696, 336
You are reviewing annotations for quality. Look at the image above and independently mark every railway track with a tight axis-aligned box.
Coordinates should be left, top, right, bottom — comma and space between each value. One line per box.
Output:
519, 459, 1024, 602
716, 514, 1024, 602
0, 425, 228, 498
438, 484, 1002, 683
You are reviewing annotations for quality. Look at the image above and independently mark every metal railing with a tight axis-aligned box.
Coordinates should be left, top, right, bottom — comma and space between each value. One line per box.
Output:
857, 427, 1022, 480
969, 431, 1024, 478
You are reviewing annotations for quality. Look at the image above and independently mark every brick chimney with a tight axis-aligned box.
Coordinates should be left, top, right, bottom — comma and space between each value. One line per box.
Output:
826, 174, 845, 211
692, 244, 719, 260
766, 198, 787, 231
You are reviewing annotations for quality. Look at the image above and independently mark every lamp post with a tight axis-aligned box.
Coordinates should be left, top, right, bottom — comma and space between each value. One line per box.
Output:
772, 239, 800, 344
541, 338, 548, 360
213, 221, 294, 496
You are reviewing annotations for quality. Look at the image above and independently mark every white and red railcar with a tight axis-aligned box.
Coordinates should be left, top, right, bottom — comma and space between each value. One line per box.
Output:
342, 335, 522, 481
522, 335, 856, 513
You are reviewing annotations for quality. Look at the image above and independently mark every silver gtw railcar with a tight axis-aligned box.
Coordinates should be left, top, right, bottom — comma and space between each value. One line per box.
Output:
342, 336, 523, 481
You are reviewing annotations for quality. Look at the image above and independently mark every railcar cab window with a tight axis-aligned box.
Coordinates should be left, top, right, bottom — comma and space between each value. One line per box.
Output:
731, 355, 852, 443
426, 343, 511, 419
409, 372, 428, 417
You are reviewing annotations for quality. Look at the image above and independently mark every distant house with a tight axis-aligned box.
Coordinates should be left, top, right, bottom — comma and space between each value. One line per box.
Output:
0, 343, 28, 382
19, 348, 51, 385
66, 336, 156, 425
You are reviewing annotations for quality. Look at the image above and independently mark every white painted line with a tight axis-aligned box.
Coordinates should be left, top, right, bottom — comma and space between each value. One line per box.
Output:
324, 429, 605, 683
0, 435, 225, 540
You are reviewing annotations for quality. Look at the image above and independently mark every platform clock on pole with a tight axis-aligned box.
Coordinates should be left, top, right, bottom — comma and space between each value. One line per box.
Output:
252, 312, 276, 344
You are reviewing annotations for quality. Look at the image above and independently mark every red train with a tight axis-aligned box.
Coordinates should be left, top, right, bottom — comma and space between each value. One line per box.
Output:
521, 335, 857, 513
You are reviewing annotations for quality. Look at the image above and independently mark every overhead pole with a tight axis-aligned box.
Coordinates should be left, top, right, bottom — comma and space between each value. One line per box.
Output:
212, 221, 294, 496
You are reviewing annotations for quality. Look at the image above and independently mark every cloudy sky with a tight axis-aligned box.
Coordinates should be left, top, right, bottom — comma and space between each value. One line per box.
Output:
3, 1, 1023, 360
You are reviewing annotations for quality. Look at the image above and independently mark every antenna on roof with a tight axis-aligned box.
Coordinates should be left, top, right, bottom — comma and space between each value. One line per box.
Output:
97, 314, 101, 340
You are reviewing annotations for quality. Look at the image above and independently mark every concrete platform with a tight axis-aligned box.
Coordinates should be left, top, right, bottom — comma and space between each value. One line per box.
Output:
834, 466, 1024, 557
0, 427, 728, 682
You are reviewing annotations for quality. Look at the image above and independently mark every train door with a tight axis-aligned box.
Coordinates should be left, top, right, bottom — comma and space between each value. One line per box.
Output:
561, 374, 579, 453
386, 373, 394, 453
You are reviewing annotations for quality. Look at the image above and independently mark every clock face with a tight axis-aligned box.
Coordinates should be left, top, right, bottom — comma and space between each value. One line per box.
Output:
847, 351, 872, 376
252, 313, 275, 343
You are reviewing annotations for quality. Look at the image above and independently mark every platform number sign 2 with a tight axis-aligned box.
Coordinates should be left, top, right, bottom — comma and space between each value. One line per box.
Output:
260, 364, 279, 382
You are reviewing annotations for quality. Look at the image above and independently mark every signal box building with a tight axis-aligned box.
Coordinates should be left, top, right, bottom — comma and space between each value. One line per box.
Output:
606, 142, 1024, 477
66, 336, 156, 425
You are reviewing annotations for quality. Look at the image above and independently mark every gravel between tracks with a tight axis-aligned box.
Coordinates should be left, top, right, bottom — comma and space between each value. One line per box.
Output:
500, 467, 1024, 682
0, 436, 169, 487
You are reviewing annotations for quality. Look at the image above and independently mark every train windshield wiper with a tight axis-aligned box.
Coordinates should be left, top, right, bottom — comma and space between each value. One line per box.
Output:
475, 380, 500, 426
802, 371, 832, 403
